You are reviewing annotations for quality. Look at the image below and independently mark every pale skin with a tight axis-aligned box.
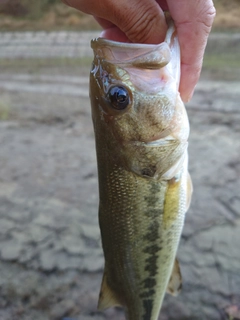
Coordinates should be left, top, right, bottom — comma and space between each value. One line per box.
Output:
62, 0, 216, 102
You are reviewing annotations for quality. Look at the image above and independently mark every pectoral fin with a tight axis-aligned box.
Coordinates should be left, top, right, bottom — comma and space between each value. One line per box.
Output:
98, 268, 122, 310
167, 258, 182, 296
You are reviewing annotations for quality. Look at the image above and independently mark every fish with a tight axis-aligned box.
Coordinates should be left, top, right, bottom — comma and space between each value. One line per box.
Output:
89, 15, 192, 320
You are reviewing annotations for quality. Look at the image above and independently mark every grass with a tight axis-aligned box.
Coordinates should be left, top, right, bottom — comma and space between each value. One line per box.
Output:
203, 53, 240, 69
0, 56, 93, 72
0, 99, 10, 121
202, 52, 240, 81
1, 52, 239, 70
0, 51, 239, 83
0, 3, 100, 31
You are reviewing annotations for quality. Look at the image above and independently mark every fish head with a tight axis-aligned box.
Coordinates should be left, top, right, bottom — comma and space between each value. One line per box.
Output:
90, 25, 189, 180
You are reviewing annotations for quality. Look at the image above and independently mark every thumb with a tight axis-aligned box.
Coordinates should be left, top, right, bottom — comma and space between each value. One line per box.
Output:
109, 0, 168, 44
62, 0, 167, 44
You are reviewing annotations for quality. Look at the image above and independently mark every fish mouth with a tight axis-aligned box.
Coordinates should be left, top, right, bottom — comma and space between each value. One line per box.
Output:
133, 129, 177, 146
91, 16, 175, 51
130, 134, 177, 147
144, 135, 176, 146
130, 136, 178, 147
90, 19, 176, 70
91, 38, 160, 50
91, 38, 171, 69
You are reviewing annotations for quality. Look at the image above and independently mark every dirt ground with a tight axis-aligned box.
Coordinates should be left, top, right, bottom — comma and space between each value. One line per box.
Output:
0, 32, 240, 320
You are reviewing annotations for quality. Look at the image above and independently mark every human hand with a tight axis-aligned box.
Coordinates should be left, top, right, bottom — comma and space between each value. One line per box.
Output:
63, 0, 215, 102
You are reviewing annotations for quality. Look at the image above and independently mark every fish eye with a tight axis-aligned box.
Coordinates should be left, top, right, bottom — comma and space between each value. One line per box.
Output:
108, 86, 130, 110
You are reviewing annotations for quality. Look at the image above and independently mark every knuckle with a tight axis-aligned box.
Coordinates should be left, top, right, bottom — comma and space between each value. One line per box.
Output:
198, 3, 216, 31
121, 4, 160, 43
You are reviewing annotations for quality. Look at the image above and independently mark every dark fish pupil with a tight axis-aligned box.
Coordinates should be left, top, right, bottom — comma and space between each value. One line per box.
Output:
108, 86, 129, 110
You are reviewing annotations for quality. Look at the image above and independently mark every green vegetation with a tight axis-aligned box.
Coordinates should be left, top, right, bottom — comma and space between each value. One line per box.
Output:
0, 99, 10, 121
0, 0, 99, 31
0, 0, 59, 19
202, 52, 240, 81
203, 53, 240, 69
0, 57, 93, 70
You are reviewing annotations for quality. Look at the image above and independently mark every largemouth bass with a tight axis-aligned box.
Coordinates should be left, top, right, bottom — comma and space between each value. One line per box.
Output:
90, 17, 192, 320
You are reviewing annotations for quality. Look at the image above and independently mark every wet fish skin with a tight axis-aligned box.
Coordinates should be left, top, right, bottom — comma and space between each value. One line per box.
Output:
90, 19, 192, 320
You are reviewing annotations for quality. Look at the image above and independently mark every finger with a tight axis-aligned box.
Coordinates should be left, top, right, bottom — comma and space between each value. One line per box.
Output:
155, 0, 169, 11
100, 27, 131, 43
94, 16, 159, 43
62, 0, 168, 44
166, 0, 216, 101
94, 17, 114, 30
93, 17, 129, 42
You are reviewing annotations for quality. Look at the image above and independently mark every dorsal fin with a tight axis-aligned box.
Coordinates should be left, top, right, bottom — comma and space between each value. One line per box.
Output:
167, 258, 182, 296
98, 267, 123, 310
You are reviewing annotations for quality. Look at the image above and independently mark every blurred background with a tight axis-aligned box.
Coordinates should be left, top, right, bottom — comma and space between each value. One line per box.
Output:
0, 1, 239, 320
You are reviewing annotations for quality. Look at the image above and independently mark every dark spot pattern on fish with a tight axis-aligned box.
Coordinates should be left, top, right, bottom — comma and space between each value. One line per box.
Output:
144, 208, 160, 219
144, 256, 158, 277
143, 245, 162, 279
143, 221, 159, 242
144, 193, 158, 205
142, 299, 153, 320
143, 244, 162, 254
143, 183, 162, 210
139, 289, 155, 298
142, 278, 157, 289
139, 181, 165, 318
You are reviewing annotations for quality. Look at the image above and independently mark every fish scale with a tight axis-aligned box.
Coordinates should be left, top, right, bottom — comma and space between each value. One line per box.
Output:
97, 153, 187, 320
90, 15, 192, 320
